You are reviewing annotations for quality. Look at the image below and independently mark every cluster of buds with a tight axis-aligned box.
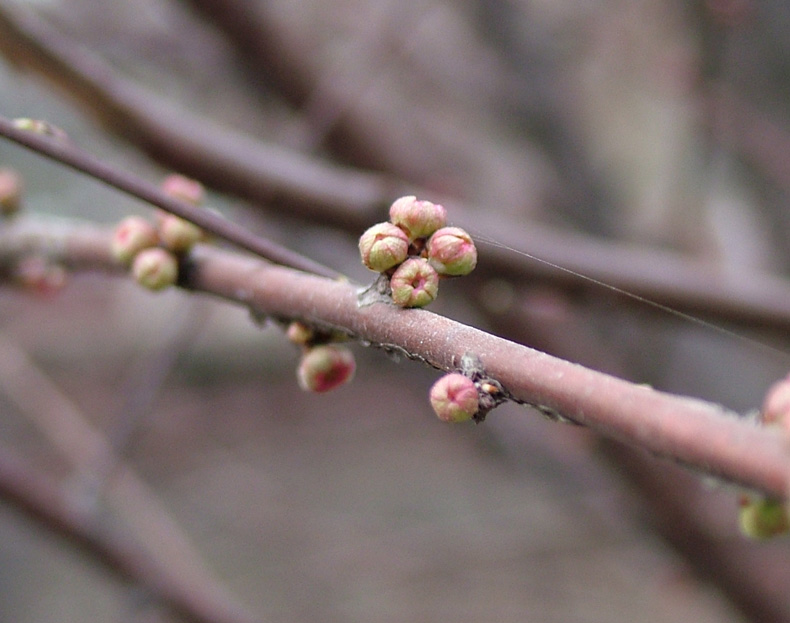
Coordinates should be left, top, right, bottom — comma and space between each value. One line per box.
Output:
111, 174, 207, 292
358, 196, 477, 308
286, 321, 356, 393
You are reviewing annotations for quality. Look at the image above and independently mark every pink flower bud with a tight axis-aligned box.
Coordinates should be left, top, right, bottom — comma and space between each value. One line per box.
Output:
158, 213, 205, 254
761, 375, 790, 426
427, 227, 477, 276
111, 216, 160, 266
0, 168, 22, 217
429, 373, 479, 423
358, 222, 409, 272
389, 258, 439, 308
297, 345, 356, 392
132, 247, 178, 291
388, 195, 447, 240
161, 174, 205, 205
14, 257, 67, 297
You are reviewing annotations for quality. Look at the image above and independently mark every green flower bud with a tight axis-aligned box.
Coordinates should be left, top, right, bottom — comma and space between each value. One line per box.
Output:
297, 345, 356, 392
158, 213, 205, 254
131, 247, 178, 291
429, 373, 479, 423
111, 216, 160, 266
388, 195, 447, 240
358, 222, 409, 272
390, 258, 439, 308
738, 497, 790, 539
427, 227, 477, 276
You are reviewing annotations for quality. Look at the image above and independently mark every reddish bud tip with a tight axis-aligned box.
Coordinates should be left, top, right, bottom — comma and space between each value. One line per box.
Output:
358, 222, 409, 272
111, 216, 160, 266
132, 248, 179, 291
390, 258, 439, 308
429, 373, 479, 423
161, 174, 205, 205
388, 195, 447, 240
427, 227, 477, 276
297, 345, 356, 392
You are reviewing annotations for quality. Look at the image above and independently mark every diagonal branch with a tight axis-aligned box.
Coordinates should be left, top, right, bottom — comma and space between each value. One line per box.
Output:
1, 218, 788, 499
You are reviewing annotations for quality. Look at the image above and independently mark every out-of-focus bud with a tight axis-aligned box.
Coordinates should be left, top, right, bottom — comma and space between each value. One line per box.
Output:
427, 227, 477, 276
161, 174, 205, 205
131, 247, 178, 291
158, 213, 205, 254
388, 195, 447, 241
0, 168, 22, 217
429, 373, 479, 423
389, 258, 439, 308
358, 222, 409, 273
297, 345, 356, 392
738, 496, 790, 539
111, 216, 160, 266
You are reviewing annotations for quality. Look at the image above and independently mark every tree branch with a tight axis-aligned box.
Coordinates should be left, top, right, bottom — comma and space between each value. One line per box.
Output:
2, 218, 788, 499
3, 1, 790, 336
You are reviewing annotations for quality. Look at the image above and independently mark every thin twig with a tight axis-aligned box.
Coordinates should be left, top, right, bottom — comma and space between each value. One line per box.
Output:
0, 442, 261, 623
0, 114, 341, 279
1, 218, 788, 499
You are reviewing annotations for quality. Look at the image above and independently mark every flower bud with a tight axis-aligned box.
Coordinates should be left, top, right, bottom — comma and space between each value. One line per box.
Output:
761, 375, 790, 428
111, 216, 160, 266
158, 213, 205, 254
0, 168, 22, 217
131, 247, 178, 291
297, 345, 356, 392
427, 227, 477, 276
390, 258, 439, 308
286, 321, 315, 346
429, 373, 479, 423
14, 257, 67, 297
738, 497, 790, 539
161, 174, 205, 205
358, 222, 409, 272
388, 195, 447, 240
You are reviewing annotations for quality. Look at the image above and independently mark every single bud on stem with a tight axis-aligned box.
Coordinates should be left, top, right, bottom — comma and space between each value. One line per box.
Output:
286, 321, 315, 346
0, 168, 23, 217
390, 258, 439, 308
427, 227, 477, 276
358, 222, 410, 272
429, 373, 480, 423
132, 247, 179, 291
158, 212, 205, 254
111, 216, 160, 266
738, 496, 790, 539
161, 174, 205, 205
388, 195, 447, 241
297, 345, 356, 392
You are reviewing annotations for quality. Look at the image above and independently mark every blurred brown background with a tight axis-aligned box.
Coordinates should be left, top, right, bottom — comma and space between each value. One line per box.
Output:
0, 0, 789, 621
